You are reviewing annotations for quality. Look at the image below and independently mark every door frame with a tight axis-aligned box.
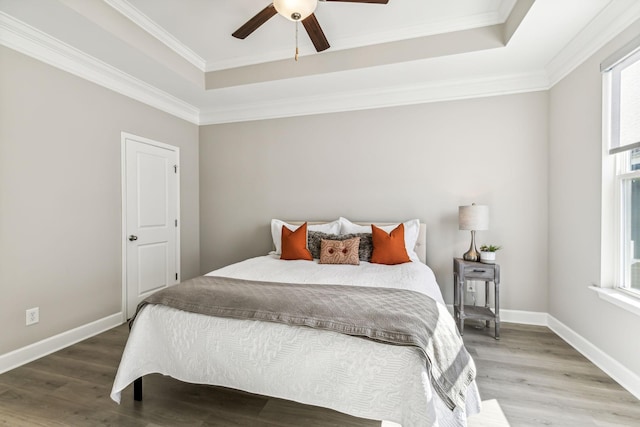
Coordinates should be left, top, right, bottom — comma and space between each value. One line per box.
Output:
121, 132, 181, 322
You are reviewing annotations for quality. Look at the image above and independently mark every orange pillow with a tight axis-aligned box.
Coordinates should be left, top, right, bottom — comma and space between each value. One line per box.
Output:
280, 222, 313, 261
370, 223, 411, 265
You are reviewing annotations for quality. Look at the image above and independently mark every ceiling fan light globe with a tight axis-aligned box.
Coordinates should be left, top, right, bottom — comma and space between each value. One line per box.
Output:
273, 0, 318, 21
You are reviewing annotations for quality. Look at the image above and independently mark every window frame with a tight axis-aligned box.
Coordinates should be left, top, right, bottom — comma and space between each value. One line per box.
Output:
614, 154, 640, 296
604, 41, 640, 298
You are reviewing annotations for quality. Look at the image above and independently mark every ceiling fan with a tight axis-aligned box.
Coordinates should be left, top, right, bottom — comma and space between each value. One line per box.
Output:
232, 0, 389, 53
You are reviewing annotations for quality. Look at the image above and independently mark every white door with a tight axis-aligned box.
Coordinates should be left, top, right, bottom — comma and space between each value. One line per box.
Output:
122, 133, 180, 319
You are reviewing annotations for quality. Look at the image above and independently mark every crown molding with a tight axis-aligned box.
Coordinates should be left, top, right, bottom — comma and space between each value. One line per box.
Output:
0, 12, 200, 124
546, 0, 640, 87
498, 0, 519, 22
103, 0, 206, 71
199, 71, 549, 125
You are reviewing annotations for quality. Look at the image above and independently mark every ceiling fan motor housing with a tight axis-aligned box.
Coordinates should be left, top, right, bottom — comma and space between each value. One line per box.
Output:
274, 0, 318, 21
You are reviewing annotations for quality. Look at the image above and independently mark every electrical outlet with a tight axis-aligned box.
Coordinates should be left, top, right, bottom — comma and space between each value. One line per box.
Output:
467, 282, 476, 293
26, 307, 39, 326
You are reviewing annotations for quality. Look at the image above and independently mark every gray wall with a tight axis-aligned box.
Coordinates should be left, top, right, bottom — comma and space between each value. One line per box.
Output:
549, 20, 640, 376
199, 91, 549, 310
0, 46, 200, 354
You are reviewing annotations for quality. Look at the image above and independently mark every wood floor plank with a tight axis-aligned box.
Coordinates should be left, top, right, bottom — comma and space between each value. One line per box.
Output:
114, 395, 207, 427
0, 388, 90, 425
497, 400, 598, 427
258, 397, 379, 427
53, 340, 126, 368
0, 365, 68, 394
0, 322, 638, 426
0, 408, 69, 427
25, 352, 118, 386
62, 409, 150, 427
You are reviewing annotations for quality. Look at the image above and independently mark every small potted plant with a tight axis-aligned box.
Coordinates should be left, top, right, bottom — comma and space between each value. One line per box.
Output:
479, 244, 501, 264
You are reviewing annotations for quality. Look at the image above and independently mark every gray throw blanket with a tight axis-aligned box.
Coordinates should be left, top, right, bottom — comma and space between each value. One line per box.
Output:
132, 275, 476, 411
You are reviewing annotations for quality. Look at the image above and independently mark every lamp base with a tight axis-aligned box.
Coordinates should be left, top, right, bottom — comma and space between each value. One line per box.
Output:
463, 230, 481, 262
463, 248, 481, 262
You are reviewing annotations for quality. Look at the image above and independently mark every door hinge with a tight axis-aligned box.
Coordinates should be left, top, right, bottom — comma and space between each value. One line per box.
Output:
175, 273, 178, 280
173, 165, 177, 173
175, 219, 178, 227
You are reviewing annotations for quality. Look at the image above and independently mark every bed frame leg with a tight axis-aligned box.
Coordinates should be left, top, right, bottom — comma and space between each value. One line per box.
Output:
134, 377, 142, 401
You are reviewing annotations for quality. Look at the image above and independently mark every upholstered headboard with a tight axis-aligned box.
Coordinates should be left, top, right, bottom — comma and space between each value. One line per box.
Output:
288, 221, 427, 264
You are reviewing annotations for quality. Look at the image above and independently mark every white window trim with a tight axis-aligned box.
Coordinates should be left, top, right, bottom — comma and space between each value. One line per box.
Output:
601, 73, 617, 289
590, 286, 640, 317
599, 40, 640, 317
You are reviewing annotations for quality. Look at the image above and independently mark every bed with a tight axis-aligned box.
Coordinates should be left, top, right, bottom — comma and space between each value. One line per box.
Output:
110, 218, 481, 427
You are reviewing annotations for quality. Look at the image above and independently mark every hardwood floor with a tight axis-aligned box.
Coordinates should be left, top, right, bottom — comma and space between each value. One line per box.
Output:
0, 322, 638, 426
463, 322, 640, 426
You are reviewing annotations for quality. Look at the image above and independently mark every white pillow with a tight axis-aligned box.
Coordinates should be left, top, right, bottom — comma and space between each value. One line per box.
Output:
270, 219, 341, 255
338, 217, 421, 261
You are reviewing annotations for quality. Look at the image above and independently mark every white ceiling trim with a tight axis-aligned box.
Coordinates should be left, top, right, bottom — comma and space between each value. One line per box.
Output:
205, 9, 510, 72
104, 0, 207, 71
199, 71, 550, 125
546, 0, 640, 86
497, 0, 519, 21
0, 12, 200, 124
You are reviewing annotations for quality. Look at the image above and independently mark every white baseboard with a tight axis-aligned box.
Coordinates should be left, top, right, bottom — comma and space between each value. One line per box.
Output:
547, 315, 640, 400
500, 308, 548, 326
0, 312, 123, 375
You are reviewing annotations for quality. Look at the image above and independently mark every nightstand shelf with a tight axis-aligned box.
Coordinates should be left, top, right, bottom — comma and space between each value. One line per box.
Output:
459, 304, 495, 320
453, 258, 501, 339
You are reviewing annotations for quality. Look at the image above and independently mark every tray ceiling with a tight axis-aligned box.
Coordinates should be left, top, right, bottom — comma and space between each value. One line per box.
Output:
1, 0, 639, 124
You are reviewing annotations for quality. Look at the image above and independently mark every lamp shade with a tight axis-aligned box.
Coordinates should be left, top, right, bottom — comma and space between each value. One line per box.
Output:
458, 204, 489, 231
274, 0, 318, 21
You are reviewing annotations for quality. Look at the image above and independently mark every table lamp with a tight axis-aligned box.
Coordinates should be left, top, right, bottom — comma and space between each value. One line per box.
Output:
458, 203, 489, 262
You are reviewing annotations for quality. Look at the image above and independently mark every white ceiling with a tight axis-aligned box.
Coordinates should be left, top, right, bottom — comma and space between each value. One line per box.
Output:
124, 0, 515, 70
1, 0, 640, 124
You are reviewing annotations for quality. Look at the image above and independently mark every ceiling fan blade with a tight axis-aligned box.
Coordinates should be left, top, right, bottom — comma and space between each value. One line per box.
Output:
322, 0, 389, 4
232, 3, 277, 39
302, 13, 330, 52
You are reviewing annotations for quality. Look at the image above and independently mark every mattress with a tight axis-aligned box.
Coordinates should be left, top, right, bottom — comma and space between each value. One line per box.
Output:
111, 255, 481, 427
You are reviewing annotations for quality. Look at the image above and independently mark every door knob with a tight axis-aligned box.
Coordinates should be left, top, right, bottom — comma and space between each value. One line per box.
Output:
129, 235, 138, 241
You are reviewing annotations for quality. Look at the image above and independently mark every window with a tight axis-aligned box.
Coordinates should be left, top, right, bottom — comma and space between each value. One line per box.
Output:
604, 41, 640, 296
616, 149, 640, 293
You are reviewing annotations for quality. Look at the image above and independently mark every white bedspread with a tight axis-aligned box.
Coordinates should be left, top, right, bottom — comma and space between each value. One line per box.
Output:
111, 255, 481, 427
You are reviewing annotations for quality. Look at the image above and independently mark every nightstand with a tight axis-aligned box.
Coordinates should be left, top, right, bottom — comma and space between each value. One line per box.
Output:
453, 258, 501, 339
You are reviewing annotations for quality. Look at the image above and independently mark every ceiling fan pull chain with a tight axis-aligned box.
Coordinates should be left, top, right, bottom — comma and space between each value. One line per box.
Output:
295, 21, 299, 61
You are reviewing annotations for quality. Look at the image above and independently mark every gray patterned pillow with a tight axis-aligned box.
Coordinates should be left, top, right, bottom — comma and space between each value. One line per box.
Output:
308, 231, 373, 261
